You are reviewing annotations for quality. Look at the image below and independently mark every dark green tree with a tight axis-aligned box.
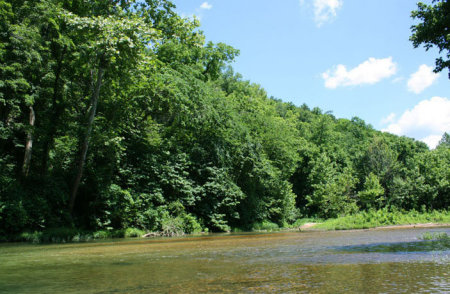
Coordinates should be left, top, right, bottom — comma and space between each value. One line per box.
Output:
410, 0, 450, 78
437, 132, 450, 147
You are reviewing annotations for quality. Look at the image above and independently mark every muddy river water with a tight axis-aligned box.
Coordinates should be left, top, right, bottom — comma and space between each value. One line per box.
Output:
1, 227, 449, 293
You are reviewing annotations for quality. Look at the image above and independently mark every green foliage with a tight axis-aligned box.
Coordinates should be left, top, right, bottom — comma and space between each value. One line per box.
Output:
420, 232, 449, 241
1, 0, 449, 241
410, 0, 450, 78
124, 228, 146, 238
412, 146, 450, 209
438, 132, 450, 147
252, 220, 279, 231
358, 173, 385, 209
13, 227, 149, 243
160, 215, 185, 236
149, 201, 204, 236
92, 230, 111, 239
306, 154, 358, 218
315, 208, 450, 230
17, 227, 87, 243
290, 218, 323, 228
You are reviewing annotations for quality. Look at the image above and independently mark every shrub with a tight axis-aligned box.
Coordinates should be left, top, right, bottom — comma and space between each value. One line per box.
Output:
161, 216, 185, 237
124, 228, 145, 238
181, 214, 202, 234
252, 220, 279, 231
314, 209, 450, 230
420, 232, 449, 241
92, 230, 111, 239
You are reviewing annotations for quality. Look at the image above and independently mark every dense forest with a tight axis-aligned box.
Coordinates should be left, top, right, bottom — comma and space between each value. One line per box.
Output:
1, 0, 449, 237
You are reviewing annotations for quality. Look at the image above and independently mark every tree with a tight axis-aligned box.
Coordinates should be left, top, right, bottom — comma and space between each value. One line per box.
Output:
2, 0, 449, 237
360, 136, 398, 191
65, 6, 158, 213
410, 0, 450, 78
306, 153, 358, 218
413, 146, 450, 209
357, 173, 385, 209
437, 132, 450, 148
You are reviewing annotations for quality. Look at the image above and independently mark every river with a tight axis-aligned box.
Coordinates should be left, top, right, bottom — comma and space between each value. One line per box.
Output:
0, 227, 449, 293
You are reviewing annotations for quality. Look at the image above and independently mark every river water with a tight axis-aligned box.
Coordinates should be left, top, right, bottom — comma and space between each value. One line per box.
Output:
0, 227, 449, 293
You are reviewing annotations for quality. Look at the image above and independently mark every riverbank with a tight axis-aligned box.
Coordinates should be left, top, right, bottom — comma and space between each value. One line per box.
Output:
300, 222, 450, 231
298, 209, 450, 231
3, 209, 448, 243
4, 227, 149, 243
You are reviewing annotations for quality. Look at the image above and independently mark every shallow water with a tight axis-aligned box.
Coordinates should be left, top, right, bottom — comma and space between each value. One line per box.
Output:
0, 227, 449, 293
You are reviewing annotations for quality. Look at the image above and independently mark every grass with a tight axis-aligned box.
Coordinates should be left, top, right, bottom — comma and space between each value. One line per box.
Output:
251, 218, 324, 232
311, 209, 450, 230
252, 220, 280, 231
419, 232, 449, 241
289, 218, 323, 228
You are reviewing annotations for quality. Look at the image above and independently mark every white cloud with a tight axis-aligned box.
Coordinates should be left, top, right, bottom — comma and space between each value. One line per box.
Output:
313, 0, 343, 27
381, 113, 396, 125
200, 2, 212, 10
407, 64, 439, 94
322, 57, 397, 89
382, 96, 450, 149
421, 135, 443, 149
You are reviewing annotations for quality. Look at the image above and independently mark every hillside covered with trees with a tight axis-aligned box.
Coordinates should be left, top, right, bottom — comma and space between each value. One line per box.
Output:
1, 0, 449, 237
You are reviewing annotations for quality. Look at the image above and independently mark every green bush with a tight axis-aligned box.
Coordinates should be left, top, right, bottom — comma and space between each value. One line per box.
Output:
124, 228, 145, 238
181, 214, 203, 234
92, 230, 111, 239
17, 227, 88, 243
161, 216, 185, 236
252, 220, 279, 231
18, 231, 43, 243
314, 209, 450, 230
420, 232, 449, 240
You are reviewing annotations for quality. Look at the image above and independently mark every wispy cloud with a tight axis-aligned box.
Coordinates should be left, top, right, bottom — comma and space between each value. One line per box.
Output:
313, 0, 343, 27
382, 96, 450, 149
200, 2, 213, 10
381, 113, 396, 125
322, 57, 397, 89
407, 64, 440, 94
392, 76, 404, 84
181, 2, 212, 21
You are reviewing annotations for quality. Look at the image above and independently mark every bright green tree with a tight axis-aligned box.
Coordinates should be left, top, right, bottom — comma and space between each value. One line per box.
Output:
358, 173, 385, 209
306, 153, 358, 218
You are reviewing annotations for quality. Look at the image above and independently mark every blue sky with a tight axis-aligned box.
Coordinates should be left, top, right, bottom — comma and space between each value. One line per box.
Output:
175, 0, 449, 148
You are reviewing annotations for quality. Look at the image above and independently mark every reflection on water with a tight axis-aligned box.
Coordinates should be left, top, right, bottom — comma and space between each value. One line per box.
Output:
0, 227, 449, 293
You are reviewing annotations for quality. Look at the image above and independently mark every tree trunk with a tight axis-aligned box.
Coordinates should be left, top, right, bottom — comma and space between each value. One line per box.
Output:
69, 67, 105, 214
41, 47, 66, 173
22, 105, 36, 177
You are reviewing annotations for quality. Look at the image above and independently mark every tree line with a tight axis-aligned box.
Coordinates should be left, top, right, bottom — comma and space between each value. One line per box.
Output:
1, 0, 449, 236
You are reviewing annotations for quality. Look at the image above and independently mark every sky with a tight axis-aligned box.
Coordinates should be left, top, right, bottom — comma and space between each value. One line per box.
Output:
175, 0, 449, 148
